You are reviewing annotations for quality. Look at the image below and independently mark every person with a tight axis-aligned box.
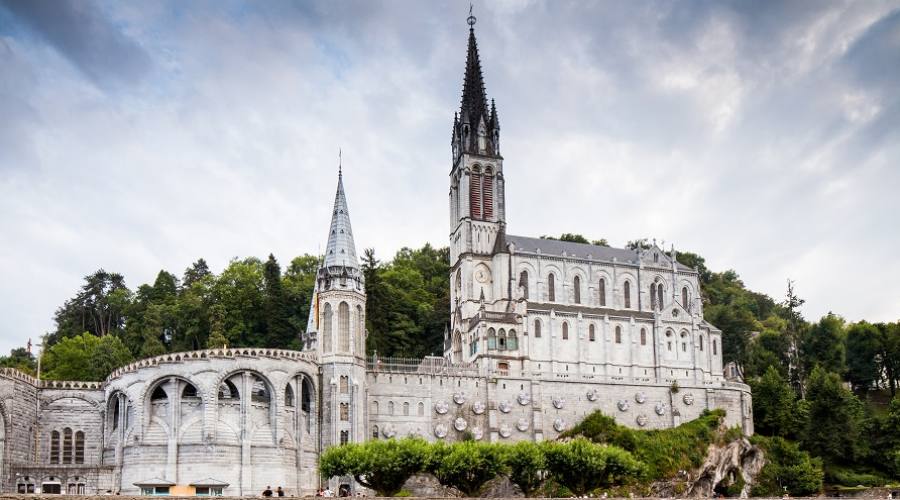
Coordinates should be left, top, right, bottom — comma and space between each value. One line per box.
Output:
324, 487, 334, 497
263, 486, 273, 497
276, 486, 284, 497
315, 489, 323, 497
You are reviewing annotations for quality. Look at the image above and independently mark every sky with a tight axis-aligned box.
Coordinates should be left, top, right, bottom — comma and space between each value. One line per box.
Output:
1, 0, 899, 356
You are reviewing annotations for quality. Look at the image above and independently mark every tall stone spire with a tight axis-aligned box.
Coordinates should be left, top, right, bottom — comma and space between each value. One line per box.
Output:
323, 169, 358, 269
452, 6, 500, 160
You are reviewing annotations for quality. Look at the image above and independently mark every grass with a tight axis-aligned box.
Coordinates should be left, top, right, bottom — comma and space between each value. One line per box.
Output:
560, 409, 727, 481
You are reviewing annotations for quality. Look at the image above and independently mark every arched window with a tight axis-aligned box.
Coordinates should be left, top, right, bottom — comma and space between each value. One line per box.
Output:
615, 326, 622, 344
487, 328, 497, 350
599, 278, 607, 307
713, 339, 718, 355
301, 377, 312, 413
182, 384, 198, 399
650, 283, 657, 310
403, 402, 410, 416
339, 302, 350, 352
417, 402, 425, 416
470, 167, 482, 219
340, 430, 349, 445
640, 328, 647, 346
682, 287, 689, 310
285, 384, 295, 407
388, 401, 395, 416
507, 330, 518, 350
62, 428, 73, 464
534, 319, 541, 338
371, 401, 379, 415
50, 430, 60, 464
250, 375, 270, 404
519, 270, 529, 300
323, 303, 333, 353
624, 281, 631, 308
339, 376, 349, 394
498, 328, 507, 350
455, 270, 462, 296
548, 273, 556, 302
372, 425, 379, 440
589, 324, 596, 342
573, 275, 581, 304
218, 379, 240, 400
562, 322, 569, 340
658, 285, 664, 310
699, 335, 704, 351
482, 169, 494, 220
151, 385, 167, 401
74, 431, 84, 464
357, 305, 365, 355
666, 330, 673, 352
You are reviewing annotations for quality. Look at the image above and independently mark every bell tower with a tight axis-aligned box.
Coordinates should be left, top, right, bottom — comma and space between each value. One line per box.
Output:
448, 9, 517, 365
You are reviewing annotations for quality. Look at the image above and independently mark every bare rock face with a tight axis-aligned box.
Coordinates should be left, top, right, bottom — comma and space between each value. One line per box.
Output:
687, 437, 766, 498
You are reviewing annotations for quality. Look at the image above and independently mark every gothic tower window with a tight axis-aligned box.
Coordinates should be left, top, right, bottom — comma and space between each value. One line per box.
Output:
599, 278, 606, 306
519, 271, 529, 300
507, 330, 518, 350
75, 431, 84, 464
650, 283, 657, 310
498, 328, 507, 350
487, 328, 497, 350
624, 281, 631, 309
323, 303, 333, 353
534, 319, 541, 338
339, 376, 349, 394
339, 302, 350, 352
455, 270, 462, 300
640, 328, 647, 346
562, 322, 569, 340
615, 326, 622, 344
470, 167, 482, 219
658, 285, 664, 310
548, 273, 556, 302
589, 324, 596, 342
682, 287, 689, 310
681, 331, 688, 352
573, 275, 581, 304
50, 430, 60, 464
482, 167, 494, 220
340, 430, 349, 445
357, 305, 365, 355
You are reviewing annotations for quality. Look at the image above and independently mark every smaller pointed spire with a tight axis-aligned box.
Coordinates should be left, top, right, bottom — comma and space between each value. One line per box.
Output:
323, 168, 358, 269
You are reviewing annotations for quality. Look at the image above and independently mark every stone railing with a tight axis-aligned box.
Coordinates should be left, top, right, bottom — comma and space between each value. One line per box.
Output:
0, 368, 102, 390
105, 348, 318, 382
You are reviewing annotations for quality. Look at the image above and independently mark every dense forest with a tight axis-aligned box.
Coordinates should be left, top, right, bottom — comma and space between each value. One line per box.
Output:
2, 233, 900, 489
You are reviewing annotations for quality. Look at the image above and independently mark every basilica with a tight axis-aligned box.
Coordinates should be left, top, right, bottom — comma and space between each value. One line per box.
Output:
0, 14, 751, 496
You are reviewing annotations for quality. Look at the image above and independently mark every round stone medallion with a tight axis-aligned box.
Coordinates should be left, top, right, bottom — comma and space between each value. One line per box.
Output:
453, 392, 466, 405
517, 392, 531, 405
434, 400, 449, 414
498, 400, 512, 413
552, 397, 565, 409
682, 393, 695, 406
434, 424, 448, 439
471, 427, 483, 440
636, 415, 649, 427
499, 424, 512, 438
472, 400, 485, 415
516, 417, 529, 432
382, 424, 396, 438
553, 418, 566, 432
586, 388, 599, 401
454, 417, 468, 431
617, 400, 630, 412
635, 392, 647, 404
655, 402, 667, 416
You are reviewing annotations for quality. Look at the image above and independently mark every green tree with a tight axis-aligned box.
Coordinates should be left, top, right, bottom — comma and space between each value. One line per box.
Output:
426, 441, 506, 496
745, 327, 791, 379
543, 438, 644, 495
845, 322, 881, 393
263, 254, 296, 348
0, 346, 37, 375
802, 366, 867, 464
42, 332, 133, 381
504, 440, 546, 496
801, 314, 846, 377
319, 438, 428, 497
876, 322, 900, 396
750, 436, 823, 496
750, 366, 801, 438
206, 304, 229, 348
182, 258, 211, 287
50, 269, 131, 343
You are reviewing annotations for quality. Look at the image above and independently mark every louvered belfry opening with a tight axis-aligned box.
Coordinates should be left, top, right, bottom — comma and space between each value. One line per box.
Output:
481, 172, 493, 219
470, 169, 482, 219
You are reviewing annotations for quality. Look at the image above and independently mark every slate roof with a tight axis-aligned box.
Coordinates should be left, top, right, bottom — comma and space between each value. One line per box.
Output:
323, 170, 358, 269
190, 478, 230, 487
506, 234, 695, 272
133, 478, 175, 487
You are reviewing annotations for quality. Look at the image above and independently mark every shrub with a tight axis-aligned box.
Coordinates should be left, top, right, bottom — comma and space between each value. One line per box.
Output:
425, 440, 506, 496
504, 441, 546, 496
543, 438, 644, 496
319, 438, 428, 496
750, 435, 823, 496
